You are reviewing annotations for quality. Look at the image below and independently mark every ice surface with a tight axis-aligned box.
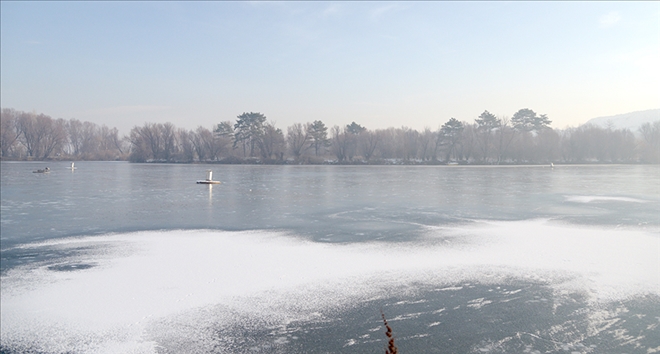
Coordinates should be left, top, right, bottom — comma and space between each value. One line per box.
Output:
1, 220, 659, 353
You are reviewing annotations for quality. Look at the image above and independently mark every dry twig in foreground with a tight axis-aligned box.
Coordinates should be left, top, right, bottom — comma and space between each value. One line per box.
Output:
381, 311, 399, 354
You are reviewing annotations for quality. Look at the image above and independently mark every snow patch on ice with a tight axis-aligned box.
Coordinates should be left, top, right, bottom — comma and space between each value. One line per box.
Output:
1, 221, 658, 352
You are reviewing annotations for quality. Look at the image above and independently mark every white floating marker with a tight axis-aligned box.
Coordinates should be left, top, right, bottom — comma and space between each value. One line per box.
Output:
196, 169, 221, 184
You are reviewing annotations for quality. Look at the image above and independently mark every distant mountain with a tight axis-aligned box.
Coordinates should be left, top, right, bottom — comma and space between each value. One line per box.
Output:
582, 109, 660, 132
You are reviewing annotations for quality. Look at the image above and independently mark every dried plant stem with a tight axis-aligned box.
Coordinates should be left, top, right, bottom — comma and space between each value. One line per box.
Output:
381, 310, 399, 354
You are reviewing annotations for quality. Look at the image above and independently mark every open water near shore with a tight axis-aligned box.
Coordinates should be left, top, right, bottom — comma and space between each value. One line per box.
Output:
1, 162, 659, 353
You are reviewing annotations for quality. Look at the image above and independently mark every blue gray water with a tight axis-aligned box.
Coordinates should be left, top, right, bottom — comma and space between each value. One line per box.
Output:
1, 162, 659, 353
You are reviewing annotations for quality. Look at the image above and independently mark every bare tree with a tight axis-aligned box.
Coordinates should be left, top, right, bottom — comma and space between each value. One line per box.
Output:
374, 128, 397, 160
17, 112, 67, 160
534, 128, 560, 163
66, 119, 83, 156
639, 121, 660, 163
129, 123, 164, 162
161, 122, 178, 162
42, 118, 67, 159
287, 122, 311, 161
110, 127, 128, 157
17, 112, 39, 159
259, 122, 285, 160
1, 108, 22, 158
79, 121, 101, 158
495, 116, 516, 164
331, 125, 350, 162
177, 128, 195, 162
191, 126, 210, 161
402, 127, 419, 161
431, 126, 443, 162
418, 127, 434, 161
359, 130, 380, 161
95, 125, 125, 160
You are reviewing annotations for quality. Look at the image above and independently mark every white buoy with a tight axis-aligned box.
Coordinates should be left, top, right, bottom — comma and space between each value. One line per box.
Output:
197, 170, 221, 184
70, 162, 76, 170
550, 162, 554, 168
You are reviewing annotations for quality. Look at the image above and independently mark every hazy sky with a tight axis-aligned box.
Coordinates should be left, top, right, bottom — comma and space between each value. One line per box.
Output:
1, 1, 658, 135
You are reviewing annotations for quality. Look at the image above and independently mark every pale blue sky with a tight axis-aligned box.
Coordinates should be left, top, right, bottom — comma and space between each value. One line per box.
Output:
1, 1, 658, 134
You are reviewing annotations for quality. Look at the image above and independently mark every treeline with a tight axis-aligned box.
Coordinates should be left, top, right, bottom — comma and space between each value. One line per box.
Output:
1, 108, 128, 161
2, 108, 659, 164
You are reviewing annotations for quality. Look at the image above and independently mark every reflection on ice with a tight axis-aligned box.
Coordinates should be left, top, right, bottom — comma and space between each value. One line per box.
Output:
1, 220, 658, 353
565, 195, 649, 203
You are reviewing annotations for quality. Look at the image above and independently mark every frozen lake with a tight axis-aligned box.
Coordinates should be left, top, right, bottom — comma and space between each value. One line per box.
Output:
1, 162, 659, 353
